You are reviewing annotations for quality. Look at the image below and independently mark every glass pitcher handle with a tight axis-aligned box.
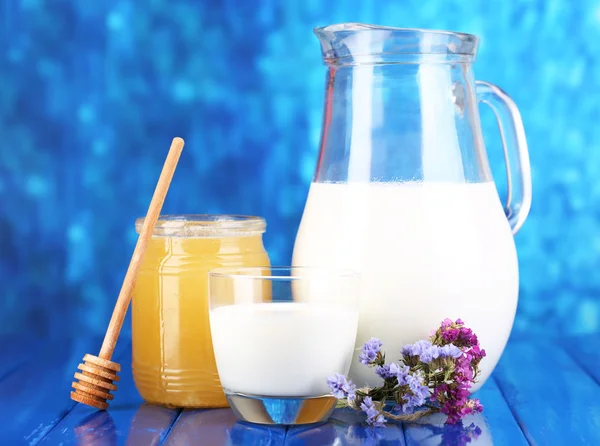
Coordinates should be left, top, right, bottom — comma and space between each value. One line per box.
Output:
476, 81, 532, 235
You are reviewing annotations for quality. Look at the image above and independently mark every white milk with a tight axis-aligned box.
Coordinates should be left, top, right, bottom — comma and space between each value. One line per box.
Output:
210, 303, 359, 397
292, 181, 518, 390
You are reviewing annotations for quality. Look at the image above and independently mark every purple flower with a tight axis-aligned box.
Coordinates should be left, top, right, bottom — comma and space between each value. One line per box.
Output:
441, 328, 460, 343
457, 328, 478, 347
400, 371, 430, 412
419, 345, 441, 363
403, 341, 462, 363
340, 319, 484, 427
435, 378, 481, 424
401, 340, 432, 357
436, 319, 480, 347
389, 362, 410, 385
360, 397, 379, 419
456, 355, 475, 382
465, 398, 483, 414
360, 396, 386, 427
443, 398, 483, 424
407, 372, 429, 402
359, 338, 383, 365
375, 364, 394, 379
327, 373, 356, 400
440, 344, 463, 359
424, 319, 485, 424
441, 318, 454, 328
440, 322, 479, 348
469, 344, 486, 361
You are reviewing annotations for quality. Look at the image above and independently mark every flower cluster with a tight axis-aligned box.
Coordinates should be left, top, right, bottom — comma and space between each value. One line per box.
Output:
327, 319, 486, 426
326, 373, 356, 400
429, 318, 486, 423
358, 338, 384, 365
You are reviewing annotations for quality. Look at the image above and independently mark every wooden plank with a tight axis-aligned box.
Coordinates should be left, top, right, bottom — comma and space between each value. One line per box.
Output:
8, 335, 595, 444
1, 337, 106, 444
477, 377, 529, 445
286, 408, 406, 445
404, 412, 490, 445
403, 378, 526, 445
494, 337, 600, 445
164, 408, 286, 445
37, 341, 181, 445
0, 336, 46, 381
38, 402, 179, 446
562, 334, 600, 385
288, 375, 526, 445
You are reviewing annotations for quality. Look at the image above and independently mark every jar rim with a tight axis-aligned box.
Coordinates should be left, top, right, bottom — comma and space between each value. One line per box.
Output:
135, 214, 266, 237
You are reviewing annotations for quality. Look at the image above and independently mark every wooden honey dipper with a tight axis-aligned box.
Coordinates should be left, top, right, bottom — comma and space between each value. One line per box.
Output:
71, 137, 185, 410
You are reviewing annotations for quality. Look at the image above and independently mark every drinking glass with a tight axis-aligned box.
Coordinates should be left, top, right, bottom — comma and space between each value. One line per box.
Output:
208, 266, 360, 425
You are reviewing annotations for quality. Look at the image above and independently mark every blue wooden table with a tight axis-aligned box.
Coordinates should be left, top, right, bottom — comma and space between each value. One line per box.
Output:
1, 335, 599, 445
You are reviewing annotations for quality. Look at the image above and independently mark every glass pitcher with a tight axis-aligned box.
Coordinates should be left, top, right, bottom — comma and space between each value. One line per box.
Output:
292, 24, 531, 390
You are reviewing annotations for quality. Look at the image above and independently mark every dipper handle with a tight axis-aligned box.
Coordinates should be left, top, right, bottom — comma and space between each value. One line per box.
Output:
98, 137, 184, 359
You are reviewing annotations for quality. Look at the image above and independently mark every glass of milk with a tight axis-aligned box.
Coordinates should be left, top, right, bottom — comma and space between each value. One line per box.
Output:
208, 266, 360, 425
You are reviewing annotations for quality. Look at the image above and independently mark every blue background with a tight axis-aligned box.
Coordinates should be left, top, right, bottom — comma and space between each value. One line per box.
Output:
1, 0, 598, 338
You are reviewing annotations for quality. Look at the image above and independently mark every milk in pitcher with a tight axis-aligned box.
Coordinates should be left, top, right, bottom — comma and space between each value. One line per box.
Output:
292, 181, 518, 390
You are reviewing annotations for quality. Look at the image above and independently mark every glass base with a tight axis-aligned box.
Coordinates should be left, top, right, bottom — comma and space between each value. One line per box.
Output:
224, 390, 337, 425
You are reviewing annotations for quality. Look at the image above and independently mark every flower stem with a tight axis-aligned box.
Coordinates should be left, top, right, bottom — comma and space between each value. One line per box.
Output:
383, 407, 438, 422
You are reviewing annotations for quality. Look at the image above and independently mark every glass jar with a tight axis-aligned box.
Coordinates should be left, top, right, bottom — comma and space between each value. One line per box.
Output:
131, 215, 270, 408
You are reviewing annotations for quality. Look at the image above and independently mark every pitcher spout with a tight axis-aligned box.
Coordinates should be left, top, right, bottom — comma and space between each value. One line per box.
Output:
314, 23, 479, 65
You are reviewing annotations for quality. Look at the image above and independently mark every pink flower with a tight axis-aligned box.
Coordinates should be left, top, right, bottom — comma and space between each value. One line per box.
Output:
442, 328, 460, 342
431, 318, 485, 424
441, 318, 454, 328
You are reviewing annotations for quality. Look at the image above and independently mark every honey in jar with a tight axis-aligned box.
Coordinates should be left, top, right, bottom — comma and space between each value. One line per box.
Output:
132, 215, 270, 407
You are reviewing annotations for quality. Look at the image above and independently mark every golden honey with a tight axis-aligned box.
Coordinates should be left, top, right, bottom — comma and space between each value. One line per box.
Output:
132, 215, 269, 407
